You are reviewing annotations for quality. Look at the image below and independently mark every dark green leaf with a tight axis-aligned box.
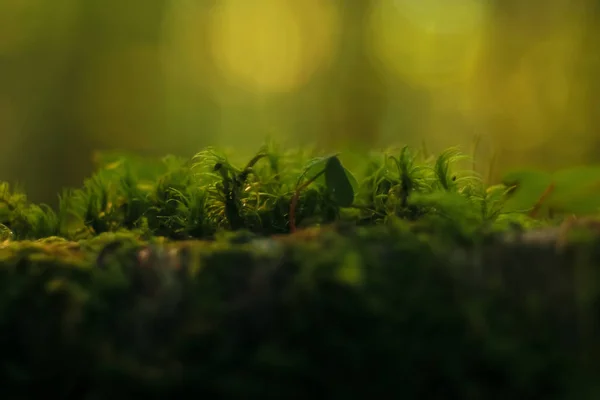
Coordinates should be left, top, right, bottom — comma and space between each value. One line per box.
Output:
325, 156, 355, 207
297, 154, 338, 187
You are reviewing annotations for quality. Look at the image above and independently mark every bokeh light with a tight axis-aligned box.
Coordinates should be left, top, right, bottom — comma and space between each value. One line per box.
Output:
466, 5, 591, 156
206, 0, 339, 93
2, 0, 600, 204
367, 0, 486, 88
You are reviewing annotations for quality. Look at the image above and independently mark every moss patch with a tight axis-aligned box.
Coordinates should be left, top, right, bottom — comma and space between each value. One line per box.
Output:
0, 144, 550, 241
3, 143, 600, 398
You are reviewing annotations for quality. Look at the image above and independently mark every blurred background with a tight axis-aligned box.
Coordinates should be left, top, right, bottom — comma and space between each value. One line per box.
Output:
1, 0, 600, 205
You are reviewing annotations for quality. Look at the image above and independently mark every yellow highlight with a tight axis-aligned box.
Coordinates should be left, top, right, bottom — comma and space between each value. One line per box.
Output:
367, 0, 485, 88
207, 0, 338, 93
469, 21, 588, 152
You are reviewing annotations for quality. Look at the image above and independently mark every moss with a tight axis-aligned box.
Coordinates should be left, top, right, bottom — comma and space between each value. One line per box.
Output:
1, 222, 600, 398
3, 143, 600, 398
0, 144, 550, 244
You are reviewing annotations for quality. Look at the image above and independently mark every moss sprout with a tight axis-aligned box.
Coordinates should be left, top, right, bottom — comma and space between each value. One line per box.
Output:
0, 142, 560, 243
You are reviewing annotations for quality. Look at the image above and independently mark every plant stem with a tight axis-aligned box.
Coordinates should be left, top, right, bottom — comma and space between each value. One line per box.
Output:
289, 169, 326, 233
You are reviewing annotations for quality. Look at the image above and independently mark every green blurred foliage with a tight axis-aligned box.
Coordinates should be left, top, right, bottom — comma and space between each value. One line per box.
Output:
1, 0, 600, 205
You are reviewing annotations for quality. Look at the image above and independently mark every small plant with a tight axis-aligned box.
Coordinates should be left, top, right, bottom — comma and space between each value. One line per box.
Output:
192, 145, 284, 233
289, 154, 357, 232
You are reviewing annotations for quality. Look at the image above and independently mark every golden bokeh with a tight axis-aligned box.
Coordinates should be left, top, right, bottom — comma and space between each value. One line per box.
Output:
367, 0, 485, 88
2, 0, 600, 203
467, 9, 590, 154
206, 0, 339, 93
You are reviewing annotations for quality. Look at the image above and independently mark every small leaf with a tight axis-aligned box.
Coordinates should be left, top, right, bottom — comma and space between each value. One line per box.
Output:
325, 156, 355, 207
297, 155, 336, 186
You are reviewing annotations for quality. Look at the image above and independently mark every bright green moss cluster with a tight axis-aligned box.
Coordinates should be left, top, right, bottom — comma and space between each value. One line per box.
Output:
0, 143, 545, 243
0, 182, 59, 240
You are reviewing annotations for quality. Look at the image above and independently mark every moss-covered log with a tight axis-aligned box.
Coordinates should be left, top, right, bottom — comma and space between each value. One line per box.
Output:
2, 223, 600, 399
3, 144, 600, 398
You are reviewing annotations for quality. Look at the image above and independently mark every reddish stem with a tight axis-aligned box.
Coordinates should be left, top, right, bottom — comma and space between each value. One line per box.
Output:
289, 169, 326, 233
289, 190, 300, 233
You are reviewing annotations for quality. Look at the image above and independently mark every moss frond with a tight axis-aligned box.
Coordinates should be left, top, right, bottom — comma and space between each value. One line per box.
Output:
0, 143, 555, 241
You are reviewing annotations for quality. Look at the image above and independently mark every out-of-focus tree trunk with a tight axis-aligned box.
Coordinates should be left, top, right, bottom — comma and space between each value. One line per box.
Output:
0, 2, 78, 204
0, 0, 172, 205
318, 0, 386, 151
55, 0, 170, 206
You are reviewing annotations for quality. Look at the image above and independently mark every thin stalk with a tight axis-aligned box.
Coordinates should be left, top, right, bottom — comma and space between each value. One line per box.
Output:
289, 169, 326, 233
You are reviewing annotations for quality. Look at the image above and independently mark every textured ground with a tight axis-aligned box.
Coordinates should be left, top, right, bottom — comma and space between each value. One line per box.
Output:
2, 221, 600, 399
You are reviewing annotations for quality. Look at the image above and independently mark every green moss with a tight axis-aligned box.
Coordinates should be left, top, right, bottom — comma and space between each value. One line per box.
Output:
3, 143, 600, 398
1, 221, 600, 398
0, 143, 550, 242
0, 182, 60, 240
